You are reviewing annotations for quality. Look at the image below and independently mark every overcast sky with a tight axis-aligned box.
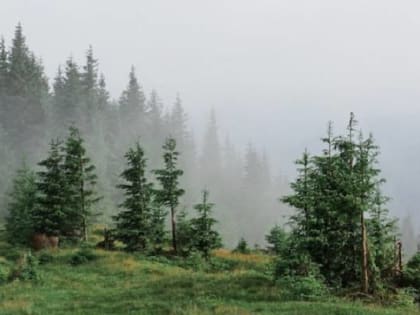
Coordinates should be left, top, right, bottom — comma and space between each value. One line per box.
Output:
1, 0, 420, 223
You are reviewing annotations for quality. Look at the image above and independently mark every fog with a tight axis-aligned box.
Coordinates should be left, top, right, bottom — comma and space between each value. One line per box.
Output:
1, 0, 420, 246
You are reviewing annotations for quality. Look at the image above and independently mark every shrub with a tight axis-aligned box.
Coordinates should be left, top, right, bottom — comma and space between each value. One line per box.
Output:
277, 275, 327, 301
0, 263, 7, 285
8, 252, 40, 282
183, 251, 206, 271
265, 225, 288, 255
233, 238, 250, 254
69, 244, 98, 266
38, 252, 55, 265
275, 252, 320, 279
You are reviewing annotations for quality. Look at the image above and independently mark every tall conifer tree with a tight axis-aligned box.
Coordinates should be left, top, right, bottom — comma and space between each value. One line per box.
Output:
113, 142, 153, 251
154, 137, 185, 252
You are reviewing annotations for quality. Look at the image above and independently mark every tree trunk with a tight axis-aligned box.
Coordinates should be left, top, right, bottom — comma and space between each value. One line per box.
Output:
361, 212, 369, 293
171, 206, 177, 252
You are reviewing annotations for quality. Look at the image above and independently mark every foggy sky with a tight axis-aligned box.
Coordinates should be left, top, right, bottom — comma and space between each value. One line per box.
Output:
1, 0, 420, 227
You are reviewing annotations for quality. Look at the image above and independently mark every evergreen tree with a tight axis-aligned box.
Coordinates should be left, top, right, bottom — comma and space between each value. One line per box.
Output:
148, 202, 168, 254
282, 114, 397, 292
1, 24, 48, 159
119, 66, 146, 145
154, 137, 185, 252
175, 208, 193, 256
5, 164, 37, 246
190, 190, 222, 259
34, 140, 68, 237
81, 46, 99, 128
265, 225, 288, 255
113, 142, 153, 251
0, 36, 8, 94
52, 58, 83, 135
63, 126, 100, 241
368, 186, 397, 287
200, 109, 222, 193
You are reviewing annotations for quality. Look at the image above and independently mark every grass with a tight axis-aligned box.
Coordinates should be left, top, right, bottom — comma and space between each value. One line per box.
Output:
0, 245, 418, 315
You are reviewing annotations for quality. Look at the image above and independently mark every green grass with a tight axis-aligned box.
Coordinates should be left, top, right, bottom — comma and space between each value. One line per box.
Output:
0, 248, 418, 315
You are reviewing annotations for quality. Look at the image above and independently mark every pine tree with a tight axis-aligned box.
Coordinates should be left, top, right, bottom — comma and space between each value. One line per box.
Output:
265, 225, 288, 255
52, 57, 83, 134
113, 142, 153, 251
119, 66, 146, 145
0, 36, 8, 94
34, 140, 68, 237
148, 202, 168, 254
1, 24, 47, 159
282, 114, 397, 292
368, 186, 397, 287
5, 164, 37, 245
80, 46, 99, 133
176, 208, 193, 256
154, 137, 185, 253
63, 126, 100, 241
190, 190, 222, 259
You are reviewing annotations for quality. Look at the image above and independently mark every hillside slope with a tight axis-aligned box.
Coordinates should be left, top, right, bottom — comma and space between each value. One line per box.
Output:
0, 248, 418, 315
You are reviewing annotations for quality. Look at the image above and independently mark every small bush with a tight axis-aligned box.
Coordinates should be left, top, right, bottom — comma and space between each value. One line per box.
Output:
233, 238, 250, 254
8, 252, 40, 282
0, 263, 8, 285
69, 245, 98, 266
391, 288, 417, 307
183, 251, 205, 271
277, 275, 327, 301
38, 252, 55, 265
3, 248, 22, 262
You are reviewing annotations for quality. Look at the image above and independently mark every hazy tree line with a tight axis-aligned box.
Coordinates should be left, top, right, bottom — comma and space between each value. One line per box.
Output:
0, 24, 288, 246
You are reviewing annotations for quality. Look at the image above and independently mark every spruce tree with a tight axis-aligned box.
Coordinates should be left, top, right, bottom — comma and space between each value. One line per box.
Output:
148, 202, 168, 254
154, 137, 185, 252
190, 190, 222, 259
282, 114, 397, 292
0, 36, 8, 94
5, 164, 37, 246
34, 140, 68, 237
63, 126, 100, 241
1, 24, 47, 159
113, 142, 153, 251
175, 208, 193, 256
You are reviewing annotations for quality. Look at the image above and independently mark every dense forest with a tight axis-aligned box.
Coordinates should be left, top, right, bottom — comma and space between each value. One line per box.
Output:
0, 24, 419, 313
0, 24, 289, 247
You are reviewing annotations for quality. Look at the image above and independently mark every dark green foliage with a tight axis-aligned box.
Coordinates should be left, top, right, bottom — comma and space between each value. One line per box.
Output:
233, 237, 251, 254
96, 228, 116, 251
154, 137, 185, 252
69, 244, 98, 266
175, 208, 193, 256
5, 164, 37, 246
190, 190, 222, 259
401, 252, 420, 300
276, 275, 328, 301
34, 140, 68, 236
0, 263, 7, 285
282, 115, 397, 292
113, 142, 154, 251
148, 202, 168, 254
63, 126, 100, 241
265, 225, 288, 255
38, 252, 55, 265
9, 252, 40, 282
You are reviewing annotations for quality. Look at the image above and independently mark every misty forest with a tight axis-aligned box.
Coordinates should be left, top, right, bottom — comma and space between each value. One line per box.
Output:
0, 24, 419, 315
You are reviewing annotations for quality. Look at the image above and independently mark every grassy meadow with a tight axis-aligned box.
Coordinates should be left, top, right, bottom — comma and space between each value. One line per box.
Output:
0, 235, 418, 315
